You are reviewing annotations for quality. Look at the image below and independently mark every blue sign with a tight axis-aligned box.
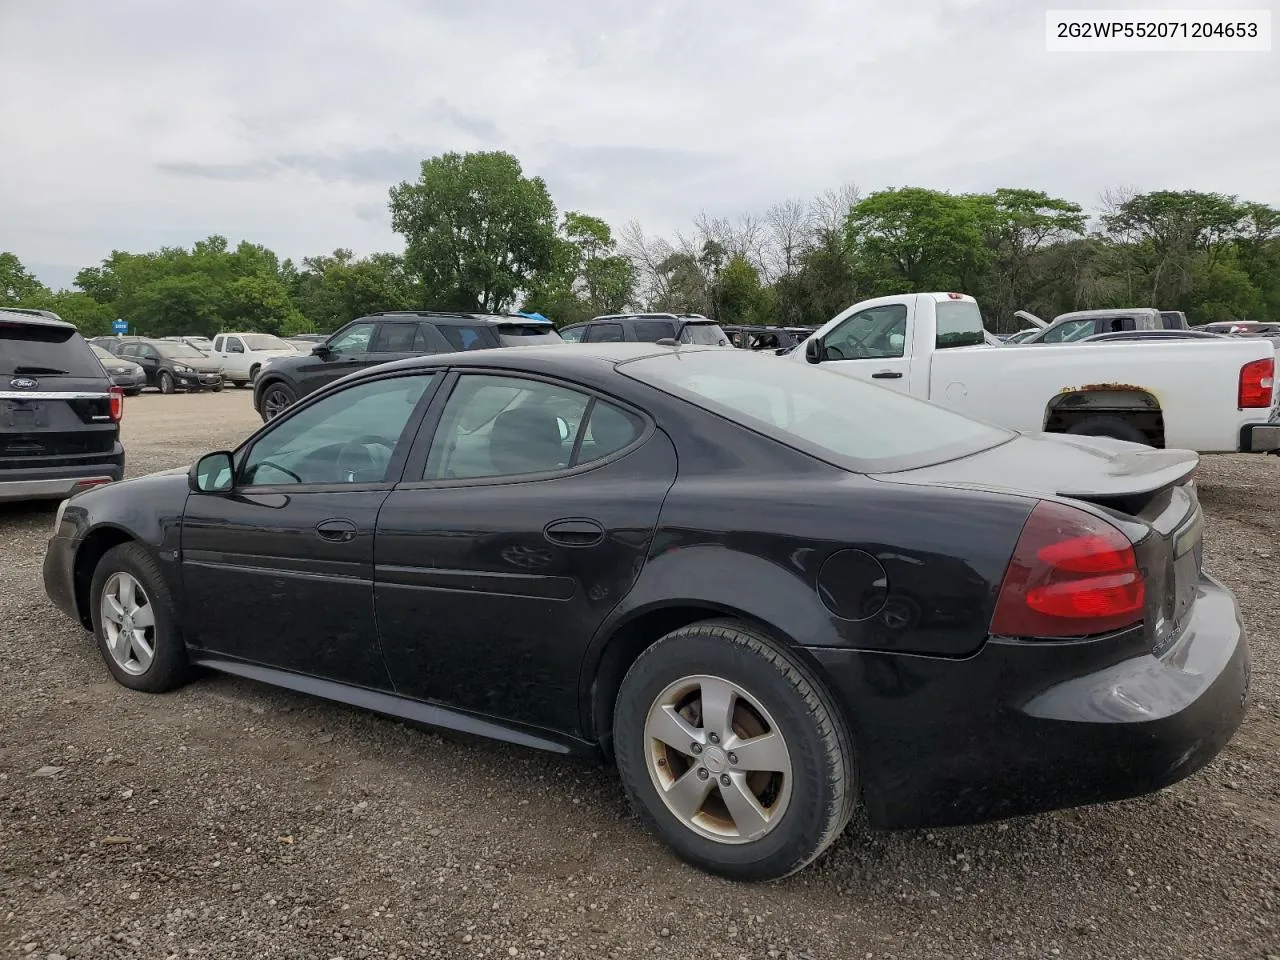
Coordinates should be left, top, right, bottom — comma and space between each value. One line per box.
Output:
112, 319, 128, 334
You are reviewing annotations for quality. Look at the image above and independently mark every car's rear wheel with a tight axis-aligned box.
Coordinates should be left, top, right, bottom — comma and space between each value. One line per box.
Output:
158, 370, 175, 395
261, 382, 297, 420
89, 543, 191, 693
613, 619, 855, 881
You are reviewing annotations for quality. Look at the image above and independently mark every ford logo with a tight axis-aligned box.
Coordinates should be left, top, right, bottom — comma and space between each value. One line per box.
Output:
9, 377, 38, 389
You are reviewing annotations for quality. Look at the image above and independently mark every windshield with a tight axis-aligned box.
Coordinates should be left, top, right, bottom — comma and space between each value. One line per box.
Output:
679, 322, 730, 346
242, 334, 292, 351
155, 342, 207, 359
621, 349, 1012, 473
0, 322, 104, 377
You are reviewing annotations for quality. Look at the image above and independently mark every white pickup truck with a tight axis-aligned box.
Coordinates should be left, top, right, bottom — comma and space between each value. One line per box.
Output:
790, 292, 1280, 454
210, 332, 300, 388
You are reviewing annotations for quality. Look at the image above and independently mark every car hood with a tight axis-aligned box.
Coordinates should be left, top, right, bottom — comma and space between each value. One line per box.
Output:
872, 433, 1198, 502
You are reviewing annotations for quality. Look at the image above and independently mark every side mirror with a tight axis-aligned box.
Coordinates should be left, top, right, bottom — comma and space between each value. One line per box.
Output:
189, 451, 234, 494
311, 344, 332, 358
804, 338, 823, 364
556, 417, 571, 441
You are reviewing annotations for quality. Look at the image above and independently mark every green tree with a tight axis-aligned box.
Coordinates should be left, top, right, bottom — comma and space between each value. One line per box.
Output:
0, 252, 49, 304
716, 254, 766, 325
981, 189, 1087, 324
523, 212, 636, 324
389, 151, 559, 312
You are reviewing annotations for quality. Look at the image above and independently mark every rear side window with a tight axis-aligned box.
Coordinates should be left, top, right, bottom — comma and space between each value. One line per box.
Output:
0, 322, 103, 377
585, 323, 624, 343
633, 320, 676, 341
934, 300, 986, 348
558, 325, 585, 343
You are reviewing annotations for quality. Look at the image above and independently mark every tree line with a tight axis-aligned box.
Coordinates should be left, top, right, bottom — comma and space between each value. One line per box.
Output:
2, 150, 1277, 338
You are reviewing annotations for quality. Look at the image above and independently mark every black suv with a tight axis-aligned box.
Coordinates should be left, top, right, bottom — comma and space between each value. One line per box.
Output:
0, 308, 125, 502
252, 311, 564, 420
104, 337, 224, 393
558, 313, 731, 346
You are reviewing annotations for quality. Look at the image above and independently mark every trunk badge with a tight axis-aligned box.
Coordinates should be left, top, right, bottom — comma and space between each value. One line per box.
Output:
9, 377, 37, 389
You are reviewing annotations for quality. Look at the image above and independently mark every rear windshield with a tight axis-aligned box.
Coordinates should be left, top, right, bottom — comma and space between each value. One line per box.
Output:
679, 322, 730, 346
498, 324, 563, 347
242, 334, 291, 350
935, 300, 986, 348
621, 349, 1012, 473
0, 322, 104, 377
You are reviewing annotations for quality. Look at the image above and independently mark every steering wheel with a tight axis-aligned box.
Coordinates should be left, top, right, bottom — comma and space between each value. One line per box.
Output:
825, 341, 869, 360
336, 435, 395, 482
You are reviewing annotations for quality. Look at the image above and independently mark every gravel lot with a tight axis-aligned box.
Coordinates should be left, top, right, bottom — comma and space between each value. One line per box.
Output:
2, 389, 1277, 960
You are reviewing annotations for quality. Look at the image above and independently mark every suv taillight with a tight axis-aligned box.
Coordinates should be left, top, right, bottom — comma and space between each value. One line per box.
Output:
108, 385, 124, 422
1239, 357, 1275, 408
991, 501, 1145, 638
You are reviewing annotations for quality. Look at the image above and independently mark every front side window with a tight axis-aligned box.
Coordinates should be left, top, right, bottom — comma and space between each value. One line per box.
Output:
622, 350, 1011, 473
558, 325, 585, 343
823, 305, 907, 360
328, 322, 375, 354
241, 374, 435, 486
1038, 319, 1095, 343
423, 374, 640, 480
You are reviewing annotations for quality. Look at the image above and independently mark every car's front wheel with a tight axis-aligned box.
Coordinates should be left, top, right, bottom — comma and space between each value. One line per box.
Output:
89, 543, 191, 693
157, 370, 175, 395
613, 619, 855, 881
260, 382, 297, 420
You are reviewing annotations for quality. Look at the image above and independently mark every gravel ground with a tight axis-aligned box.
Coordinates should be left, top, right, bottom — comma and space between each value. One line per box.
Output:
1, 390, 1277, 960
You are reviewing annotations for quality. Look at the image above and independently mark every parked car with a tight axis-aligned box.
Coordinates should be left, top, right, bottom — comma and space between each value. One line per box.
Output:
89, 344, 146, 395
1080, 330, 1230, 343
209, 332, 299, 388
559, 313, 732, 346
103, 337, 225, 394
722, 325, 809, 354
252, 311, 563, 421
1, 308, 124, 502
1198, 320, 1280, 336
43, 343, 1248, 879
792, 292, 1280, 454
1159, 311, 1190, 330
1011, 307, 1166, 345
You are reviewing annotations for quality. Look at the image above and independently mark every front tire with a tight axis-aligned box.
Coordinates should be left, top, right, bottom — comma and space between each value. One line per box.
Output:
260, 381, 297, 420
89, 543, 191, 693
613, 619, 855, 881
158, 370, 175, 395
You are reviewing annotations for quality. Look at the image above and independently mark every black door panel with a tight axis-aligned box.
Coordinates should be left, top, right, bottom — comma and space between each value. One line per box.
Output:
375, 433, 678, 735
182, 489, 393, 688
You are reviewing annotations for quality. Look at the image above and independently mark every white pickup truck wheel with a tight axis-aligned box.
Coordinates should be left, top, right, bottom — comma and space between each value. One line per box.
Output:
1065, 416, 1148, 445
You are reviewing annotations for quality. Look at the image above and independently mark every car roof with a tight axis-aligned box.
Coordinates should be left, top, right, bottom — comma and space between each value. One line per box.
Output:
361, 341, 698, 379
364, 311, 553, 326
0, 307, 76, 330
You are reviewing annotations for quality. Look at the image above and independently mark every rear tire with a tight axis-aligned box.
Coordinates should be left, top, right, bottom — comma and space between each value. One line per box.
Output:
613, 618, 855, 881
1065, 416, 1148, 445
89, 543, 191, 694
158, 371, 175, 395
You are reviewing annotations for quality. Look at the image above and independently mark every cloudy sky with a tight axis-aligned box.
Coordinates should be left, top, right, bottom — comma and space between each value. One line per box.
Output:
1, 0, 1275, 290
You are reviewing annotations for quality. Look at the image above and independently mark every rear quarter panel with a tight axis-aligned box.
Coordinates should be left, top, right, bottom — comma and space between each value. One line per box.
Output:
928, 339, 1277, 451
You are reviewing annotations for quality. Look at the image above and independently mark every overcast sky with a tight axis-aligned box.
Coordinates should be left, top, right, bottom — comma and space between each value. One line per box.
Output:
1, 0, 1275, 290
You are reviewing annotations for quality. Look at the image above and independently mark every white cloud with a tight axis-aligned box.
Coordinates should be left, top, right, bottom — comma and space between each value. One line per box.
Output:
0, 0, 1275, 289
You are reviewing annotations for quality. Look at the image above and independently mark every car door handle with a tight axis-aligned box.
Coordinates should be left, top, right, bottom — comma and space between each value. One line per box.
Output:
871, 370, 903, 379
315, 518, 357, 543
544, 518, 605, 547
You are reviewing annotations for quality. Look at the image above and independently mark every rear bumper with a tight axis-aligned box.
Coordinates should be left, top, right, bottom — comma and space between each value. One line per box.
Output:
110, 373, 145, 390
0, 447, 126, 502
810, 574, 1249, 830
1240, 421, 1280, 453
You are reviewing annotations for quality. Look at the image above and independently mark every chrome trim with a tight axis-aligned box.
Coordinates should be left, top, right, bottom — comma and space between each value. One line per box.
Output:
0, 391, 110, 401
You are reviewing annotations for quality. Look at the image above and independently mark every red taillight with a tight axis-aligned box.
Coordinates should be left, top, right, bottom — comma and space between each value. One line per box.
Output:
991, 501, 1145, 638
109, 385, 124, 422
1239, 357, 1274, 409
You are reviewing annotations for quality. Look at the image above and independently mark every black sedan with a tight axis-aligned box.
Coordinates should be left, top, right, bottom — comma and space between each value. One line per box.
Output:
42, 344, 1249, 880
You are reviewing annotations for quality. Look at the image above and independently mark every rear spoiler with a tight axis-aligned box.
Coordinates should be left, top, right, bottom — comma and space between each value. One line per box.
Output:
1054, 444, 1198, 500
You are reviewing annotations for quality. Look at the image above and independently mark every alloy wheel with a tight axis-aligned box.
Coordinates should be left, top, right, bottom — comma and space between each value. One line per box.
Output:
263, 388, 292, 419
643, 674, 793, 844
99, 572, 156, 676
